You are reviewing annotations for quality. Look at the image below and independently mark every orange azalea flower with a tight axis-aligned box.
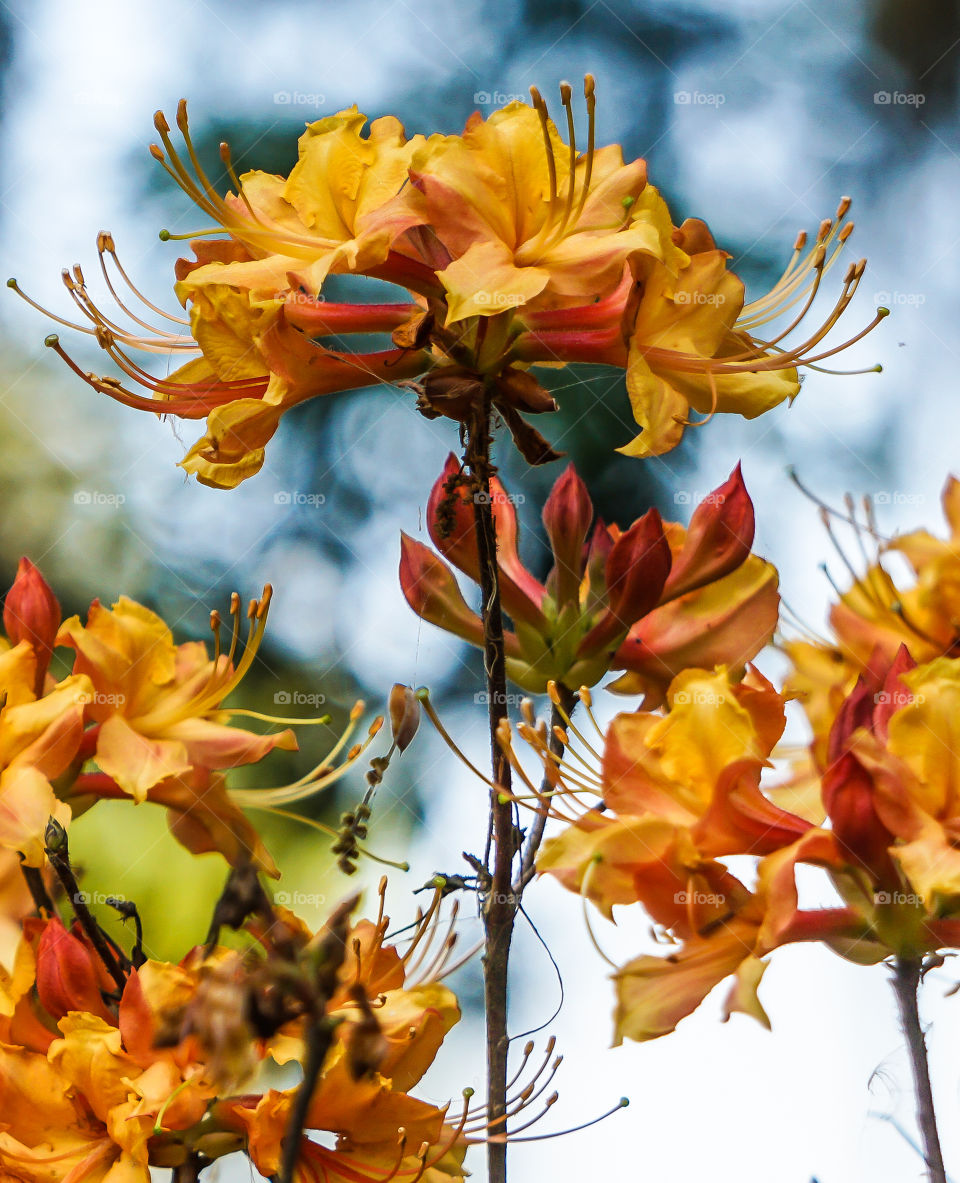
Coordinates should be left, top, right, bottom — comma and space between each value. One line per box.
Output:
15, 82, 881, 486
164, 103, 429, 298
401, 458, 777, 697
533, 648, 960, 1043
56, 588, 297, 803
0, 917, 226, 1183
786, 474, 960, 758
525, 667, 893, 1040
399, 79, 680, 324
0, 562, 374, 874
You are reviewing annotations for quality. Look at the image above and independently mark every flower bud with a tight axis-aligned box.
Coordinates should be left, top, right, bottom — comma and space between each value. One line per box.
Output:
4, 558, 61, 695
389, 684, 421, 754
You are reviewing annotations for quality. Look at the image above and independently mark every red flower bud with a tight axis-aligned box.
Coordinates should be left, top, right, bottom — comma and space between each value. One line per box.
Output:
578, 509, 672, 655
35, 917, 114, 1022
4, 558, 61, 696
426, 455, 547, 629
542, 465, 594, 609
662, 465, 755, 600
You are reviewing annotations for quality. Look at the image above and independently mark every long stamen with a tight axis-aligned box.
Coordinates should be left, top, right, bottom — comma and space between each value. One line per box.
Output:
571, 75, 596, 226
529, 87, 560, 222
416, 688, 495, 787
580, 858, 619, 968
95, 232, 191, 335
546, 681, 601, 762
99, 231, 190, 325
557, 81, 578, 234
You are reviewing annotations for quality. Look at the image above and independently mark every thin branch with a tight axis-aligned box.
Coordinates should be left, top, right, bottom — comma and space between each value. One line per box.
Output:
466, 400, 516, 1183
515, 690, 576, 893
44, 821, 128, 994
891, 956, 947, 1183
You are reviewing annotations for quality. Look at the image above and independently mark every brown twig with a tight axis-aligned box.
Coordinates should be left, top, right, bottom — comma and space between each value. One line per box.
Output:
278, 1016, 337, 1183
44, 820, 128, 994
18, 856, 57, 917
466, 401, 517, 1183
891, 956, 947, 1183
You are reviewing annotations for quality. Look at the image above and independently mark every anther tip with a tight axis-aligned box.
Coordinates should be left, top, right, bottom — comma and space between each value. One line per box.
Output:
873, 363, 883, 372
158, 229, 171, 241
619, 1097, 630, 1108
877, 306, 890, 317
44, 334, 59, 347
5, 278, 16, 289
153, 110, 169, 133
559, 80, 573, 103
176, 98, 189, 129
584, 73, 596, 96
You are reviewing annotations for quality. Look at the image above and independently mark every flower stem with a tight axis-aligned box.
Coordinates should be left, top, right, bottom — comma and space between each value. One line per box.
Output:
891, 956, 947, 1183
515, 691, 576, 893
466, 404, 516, 1183
279, 1017, 336, 1183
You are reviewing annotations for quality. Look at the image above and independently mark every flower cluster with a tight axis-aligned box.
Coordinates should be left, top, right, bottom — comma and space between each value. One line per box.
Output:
0, 558, 373, 876
528, 645, 960, 1042
401, 457, 778, 699
0, 876, 468, 1182
15, 82, 880, 487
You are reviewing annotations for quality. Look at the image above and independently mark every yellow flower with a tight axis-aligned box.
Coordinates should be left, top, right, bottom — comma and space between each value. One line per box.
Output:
402, 78, 681, 324
57, 590, 297, 804
619, 228, 800, 457
161, 103, 427, 298
17, 81, 882, 478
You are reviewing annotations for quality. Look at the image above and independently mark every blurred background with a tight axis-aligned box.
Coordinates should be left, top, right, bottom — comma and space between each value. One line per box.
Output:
1, 0, 959, 1179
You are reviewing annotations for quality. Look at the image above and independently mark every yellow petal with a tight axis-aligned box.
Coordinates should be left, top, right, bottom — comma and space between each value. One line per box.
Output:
438, 240, 550, 324
95, 715, 191, 802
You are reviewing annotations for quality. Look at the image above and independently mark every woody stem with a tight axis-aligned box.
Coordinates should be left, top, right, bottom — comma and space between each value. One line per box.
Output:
891, 957, 947, 1183
44, 830, 128, 994
279, 1016, 337, 1183
466, 401, 515, 1183
174, 1155, 202, 1182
